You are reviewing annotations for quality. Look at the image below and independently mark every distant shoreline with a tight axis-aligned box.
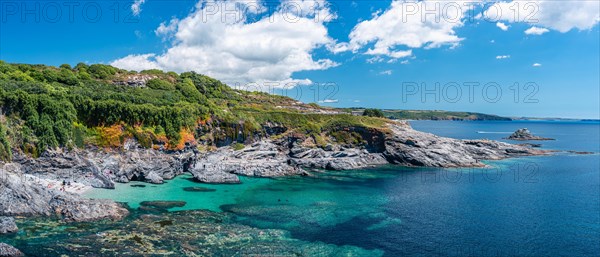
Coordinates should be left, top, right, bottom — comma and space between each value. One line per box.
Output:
338, 108, 599, 122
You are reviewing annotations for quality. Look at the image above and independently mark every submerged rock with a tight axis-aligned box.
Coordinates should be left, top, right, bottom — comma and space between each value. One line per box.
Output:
506, 128, 554, 141
10, 210, 382, 256
567, 150, 595, 155
140, 201, 186, 210
0, 243, 23, 257
518, 143, 543, 148
182, 187, 216, 192
0, 217, 17, 234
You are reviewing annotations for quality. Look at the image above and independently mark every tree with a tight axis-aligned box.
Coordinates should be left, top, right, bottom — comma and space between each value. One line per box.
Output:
176, 78, 207, 104
363, 108, 385, 118
59, 64, 72, 70
146, 78, 175, 90
88, 64, 117, 79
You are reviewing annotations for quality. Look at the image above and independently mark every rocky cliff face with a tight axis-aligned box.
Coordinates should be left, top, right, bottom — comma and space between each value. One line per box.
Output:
5, 121, 547, 185
0, 166, 128, 222
13, 140, 196, 189
185, 122, 545, 182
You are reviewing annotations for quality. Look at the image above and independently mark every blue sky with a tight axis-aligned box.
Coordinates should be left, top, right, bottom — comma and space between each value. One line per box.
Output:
1, 0, 599, 119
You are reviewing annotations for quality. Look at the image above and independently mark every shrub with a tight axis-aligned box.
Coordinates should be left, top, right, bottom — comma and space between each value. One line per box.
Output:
232, 142, 245, 151
363, 108, 385, 118
146, 78, 175, 90
0, 123, 12, 161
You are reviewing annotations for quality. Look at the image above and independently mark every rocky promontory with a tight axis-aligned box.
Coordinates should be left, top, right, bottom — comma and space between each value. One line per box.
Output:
506, 128, 554, 141
382, 123, 545, 167
185, 122, 545, 182
0, 166, 128, 222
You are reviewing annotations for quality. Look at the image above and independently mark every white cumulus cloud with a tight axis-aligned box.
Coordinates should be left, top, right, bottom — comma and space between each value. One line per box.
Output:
112, 0, 338, 87
333, 0, 474, 62
496, 22, 509, 31
532, 63, 542, 67
111, 54, 161, 70
496, 55, 511, 59
483, 0, 600, 33
131, 0, 146, 16
155, 18, 179, 37
524, 26, 550, 35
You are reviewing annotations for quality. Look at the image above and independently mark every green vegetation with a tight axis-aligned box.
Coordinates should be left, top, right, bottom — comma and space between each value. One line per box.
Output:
0, 122, 12, 161
232, 143, 245, 151
0, 61, 390, 159
340, 108, 509, 121
362, 108, 385, 118
381, 110, 511, 121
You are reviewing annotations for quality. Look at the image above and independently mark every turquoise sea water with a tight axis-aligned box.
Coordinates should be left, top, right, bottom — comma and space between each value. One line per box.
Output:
3, 120, 599, 256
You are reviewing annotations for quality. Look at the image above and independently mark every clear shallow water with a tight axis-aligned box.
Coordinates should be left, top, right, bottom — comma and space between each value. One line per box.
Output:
4, 121, 600, 256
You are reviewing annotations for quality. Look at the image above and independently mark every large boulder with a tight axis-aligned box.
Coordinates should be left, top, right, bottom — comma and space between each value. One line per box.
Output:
0, 217, 17, 234
189, 164, 241, 184
49, 195, 129, 222
0, 243, 23, 257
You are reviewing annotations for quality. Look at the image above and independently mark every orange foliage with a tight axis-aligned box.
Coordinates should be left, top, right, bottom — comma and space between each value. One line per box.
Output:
172, 129, 196, 150
97, 124, 125, 148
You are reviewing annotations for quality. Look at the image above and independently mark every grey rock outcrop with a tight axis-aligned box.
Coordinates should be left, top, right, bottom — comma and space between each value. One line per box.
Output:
190, 166, 241, 184
382, 123, 545, 167
190, 141, 302, 183
0, 168, 128, 222
49, 195, 129, 222
112, 74, 157, 87
506, 128, 554, 141
0, 243, 23, 257
14, 141, 196, 188
8, 122, 548, 188
186, 122, 547, 181
288, 145, 388, 170
0, 217, 17, 234
13, 150, 114, 189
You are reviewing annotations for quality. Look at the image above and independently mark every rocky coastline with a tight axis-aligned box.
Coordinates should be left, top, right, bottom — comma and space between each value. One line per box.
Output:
0, 121, 547, 255
0, 121, 551, 254
2, 122, 547, 190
